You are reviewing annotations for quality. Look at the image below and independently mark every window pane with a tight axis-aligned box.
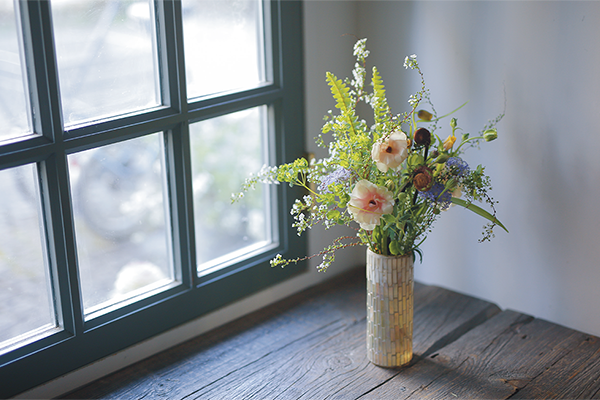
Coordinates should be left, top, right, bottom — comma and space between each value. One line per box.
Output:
190, 107, 271, 273
68, 134, 173, 317
0, 164, 54, 349
182, 0, 265, 99
0, 1, 31, 141
52, 0, 159, 127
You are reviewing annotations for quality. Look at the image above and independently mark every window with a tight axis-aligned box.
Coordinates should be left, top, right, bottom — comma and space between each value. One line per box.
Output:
0, 1, 305, 397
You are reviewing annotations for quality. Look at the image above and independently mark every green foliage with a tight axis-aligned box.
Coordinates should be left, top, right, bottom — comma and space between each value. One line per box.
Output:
371, 67, 391, 128
235, 38, 506, 272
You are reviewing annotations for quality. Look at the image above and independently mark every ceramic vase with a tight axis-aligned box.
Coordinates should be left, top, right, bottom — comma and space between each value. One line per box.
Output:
366, 248, 414, 367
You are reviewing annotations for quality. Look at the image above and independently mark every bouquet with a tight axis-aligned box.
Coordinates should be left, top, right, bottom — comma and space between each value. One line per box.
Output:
235, 38, 507, 272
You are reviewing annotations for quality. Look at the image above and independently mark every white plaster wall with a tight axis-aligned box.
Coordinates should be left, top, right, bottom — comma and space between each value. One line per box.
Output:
354, 0, 600, 337
303, 0, 367, 273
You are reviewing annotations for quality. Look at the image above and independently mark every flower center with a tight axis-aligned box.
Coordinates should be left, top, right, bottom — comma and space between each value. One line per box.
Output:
369, 199, 377, 206
385, 145, 393, 153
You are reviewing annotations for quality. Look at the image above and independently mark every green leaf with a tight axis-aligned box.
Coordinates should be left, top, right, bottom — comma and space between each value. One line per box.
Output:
382, 214, 396, 224
327, 209, 341, 220
407, 153, 425, 168
413, 247, 423, 263
389, 240, 402, 256
326, 72, 351, 113
451, 197, 509, 233
371, 66, 390, 124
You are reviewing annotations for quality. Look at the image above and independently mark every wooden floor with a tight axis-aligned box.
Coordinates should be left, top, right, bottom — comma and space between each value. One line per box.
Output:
63, 267, 600, 399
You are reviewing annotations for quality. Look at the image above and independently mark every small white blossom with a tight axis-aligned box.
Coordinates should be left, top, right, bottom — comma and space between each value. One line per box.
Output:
403, 54, 418, 69
408, 94, 419, 107
353, 38, 370, 59
270, 254, 283, 267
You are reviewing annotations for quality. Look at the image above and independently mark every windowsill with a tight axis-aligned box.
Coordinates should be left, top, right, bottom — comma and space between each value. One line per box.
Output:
45, 264, 600, 399
16, 248, 362, 399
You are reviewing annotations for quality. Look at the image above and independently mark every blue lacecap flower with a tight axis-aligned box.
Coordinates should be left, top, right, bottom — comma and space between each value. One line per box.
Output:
418, 182, 452, 208
319, 167, 352, 193
446, 157, 469, 177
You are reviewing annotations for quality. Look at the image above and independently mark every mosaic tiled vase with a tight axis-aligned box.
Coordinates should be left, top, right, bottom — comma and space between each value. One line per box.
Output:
366, 249, 414, 367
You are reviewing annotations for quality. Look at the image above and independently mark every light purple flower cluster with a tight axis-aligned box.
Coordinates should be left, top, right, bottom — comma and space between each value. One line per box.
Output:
319, 167, 352, 193
446, 157, 469, 177
418, 182, 452, 209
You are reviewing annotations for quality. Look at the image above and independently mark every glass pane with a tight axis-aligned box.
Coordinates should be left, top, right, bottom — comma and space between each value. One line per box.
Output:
190, 107, 271, 273
68, 134, 173, 316
182, 0, 265, 99
52, 0, 159, 127
0, 164, 54, 348
0, 0, 31, 141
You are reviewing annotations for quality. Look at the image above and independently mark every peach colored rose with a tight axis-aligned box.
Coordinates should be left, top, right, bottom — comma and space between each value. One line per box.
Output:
371, 131, 409, 172
347, 180, 395, 230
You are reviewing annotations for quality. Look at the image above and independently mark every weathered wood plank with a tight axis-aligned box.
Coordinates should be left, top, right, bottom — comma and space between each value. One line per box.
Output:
62, 268, 367, 399
63, 268, 500, 400
412, 284, 501, 358
158, 286, 499, 399
364, 310, 592, 399
511, 334, 600, 399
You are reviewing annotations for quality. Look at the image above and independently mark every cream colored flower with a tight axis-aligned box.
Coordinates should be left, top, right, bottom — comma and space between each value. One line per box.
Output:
347, 180, 395, 230
371, 131, 409, 172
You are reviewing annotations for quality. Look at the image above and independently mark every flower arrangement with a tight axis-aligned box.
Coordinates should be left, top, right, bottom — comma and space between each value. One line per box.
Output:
235, 38, 507, 272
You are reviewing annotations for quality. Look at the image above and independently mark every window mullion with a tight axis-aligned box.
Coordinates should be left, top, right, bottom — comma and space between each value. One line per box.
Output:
156, 0, 188, 113
18, 0, 64, 140
19, 0, 84, 336
164, 124, 196, 288
38, 154, 82, 336
155, 0, 195, 287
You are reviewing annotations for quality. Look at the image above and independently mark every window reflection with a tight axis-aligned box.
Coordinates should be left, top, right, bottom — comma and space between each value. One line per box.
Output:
0, 0, 32, 141
183, 0, 266, 99
190, 107, 272, 272
52, 0, 160, 127
0, 164, 53, 348
68, 133, 174, 316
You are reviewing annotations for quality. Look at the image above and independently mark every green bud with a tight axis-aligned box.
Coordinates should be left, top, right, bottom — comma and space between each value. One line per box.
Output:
450, 118, 458, 129
385, 179, 395, 191
417, 110, 433, 121
407, 153, 425, 168
435, 153, 449, 163
483, 128, 498, 141
461, 133, 470, 142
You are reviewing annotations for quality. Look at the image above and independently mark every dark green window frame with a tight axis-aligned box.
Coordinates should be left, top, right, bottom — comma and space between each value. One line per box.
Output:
0, 1, 305, 397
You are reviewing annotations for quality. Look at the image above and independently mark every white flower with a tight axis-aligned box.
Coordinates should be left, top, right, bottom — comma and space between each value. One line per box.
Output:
347, 180, 395, 230
403, 54, 418, 69
371, 130, 409, 172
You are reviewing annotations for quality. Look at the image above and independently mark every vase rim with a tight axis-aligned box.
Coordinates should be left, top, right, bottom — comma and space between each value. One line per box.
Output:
366, 248, 412, 260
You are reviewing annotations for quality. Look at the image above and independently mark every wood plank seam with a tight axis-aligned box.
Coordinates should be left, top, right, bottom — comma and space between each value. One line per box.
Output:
419, 304, 502, 359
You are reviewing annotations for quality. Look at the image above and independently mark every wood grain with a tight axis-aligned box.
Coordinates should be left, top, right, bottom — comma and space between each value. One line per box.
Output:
63, 267, 600, 400
364, 310, 593, 399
